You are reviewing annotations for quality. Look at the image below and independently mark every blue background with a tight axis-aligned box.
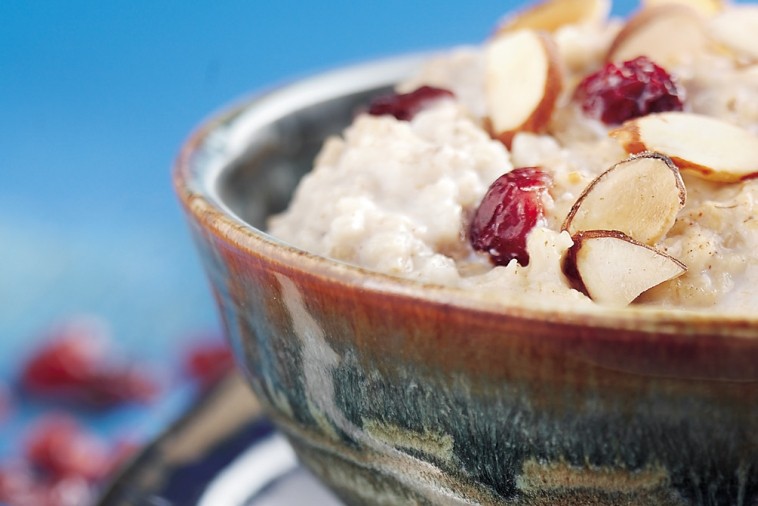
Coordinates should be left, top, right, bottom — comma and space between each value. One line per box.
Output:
1, 0, 646, 458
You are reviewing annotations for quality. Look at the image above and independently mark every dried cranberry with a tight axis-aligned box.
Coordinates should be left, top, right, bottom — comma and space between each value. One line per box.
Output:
574, 56, 684, 125
367, 85, 454, 121
21, 319, 159, 408
26, 414, 111, 482
184, 338, 234, 388
470, 167, 552, 266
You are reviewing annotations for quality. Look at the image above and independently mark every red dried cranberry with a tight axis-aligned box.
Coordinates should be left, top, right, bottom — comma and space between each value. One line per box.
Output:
574, 56, 684, 125
184, 338, 234, 388
21, 319, 159, 408
26, 414, 111, 482
470, 167, 552, 266
367, 85, 454, 121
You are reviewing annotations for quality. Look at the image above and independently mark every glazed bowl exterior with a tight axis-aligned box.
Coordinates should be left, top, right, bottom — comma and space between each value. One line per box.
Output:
174, 53, 758, 505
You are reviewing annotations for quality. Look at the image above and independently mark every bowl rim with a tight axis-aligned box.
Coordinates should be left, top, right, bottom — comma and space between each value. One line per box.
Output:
173, 51, 758, 338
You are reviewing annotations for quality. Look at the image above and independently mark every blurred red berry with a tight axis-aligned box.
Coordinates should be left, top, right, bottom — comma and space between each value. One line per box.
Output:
21, 318, 107, 393
21, 317, 159, 408
574, 56, 684, 125
184, 339, 234, 388
26, 414, 111, 482
470, 167, 552, 266
367, 85, 455, 121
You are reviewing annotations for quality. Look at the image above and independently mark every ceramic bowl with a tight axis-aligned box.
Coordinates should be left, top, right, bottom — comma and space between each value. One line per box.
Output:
174, 53, 758, 505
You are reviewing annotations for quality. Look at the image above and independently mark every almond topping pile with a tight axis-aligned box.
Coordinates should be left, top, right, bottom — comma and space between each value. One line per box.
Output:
561, 153, 688, 306
476, 0, 757, 306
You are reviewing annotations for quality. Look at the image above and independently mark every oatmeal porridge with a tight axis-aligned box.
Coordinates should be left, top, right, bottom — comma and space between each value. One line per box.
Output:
268, 0, 758, 314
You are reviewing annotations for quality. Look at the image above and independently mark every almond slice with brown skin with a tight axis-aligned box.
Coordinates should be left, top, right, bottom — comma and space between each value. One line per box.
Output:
565, 230, 687, 306
562, 153, 686, 245
607, 4, 711, 66
610, 112, 758, 182
494, 0, 611, 34
485, 30, 563, 148
641, 0, 723, 17
709, 5, 758, 62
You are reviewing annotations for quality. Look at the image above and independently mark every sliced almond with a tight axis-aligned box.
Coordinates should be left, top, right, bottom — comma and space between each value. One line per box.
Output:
485, 30, 563, 148
607, 4, 711, 67
610, 112, 758, 182
565, 230, 687, 306
641, 0, 722, 17
709, 6, 758, 62
563, 153, 685, 245
495, 0, 611, 34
